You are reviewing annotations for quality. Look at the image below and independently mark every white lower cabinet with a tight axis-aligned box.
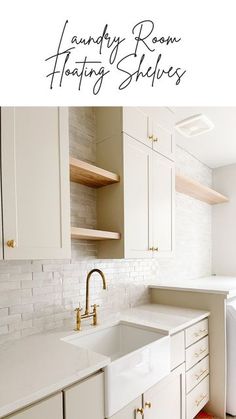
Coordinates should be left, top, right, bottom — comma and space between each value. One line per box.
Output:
63, 372, 104, 419
6, 393, 63, 419
186, 376, 209, 419
109, 396, 142, 419
109, 364, 185, 419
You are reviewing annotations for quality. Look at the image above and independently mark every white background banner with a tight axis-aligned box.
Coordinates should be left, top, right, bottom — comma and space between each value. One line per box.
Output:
0, 0, 235, 105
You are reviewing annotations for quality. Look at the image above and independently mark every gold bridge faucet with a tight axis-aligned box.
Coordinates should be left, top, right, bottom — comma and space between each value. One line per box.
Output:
74, 269, 107, 331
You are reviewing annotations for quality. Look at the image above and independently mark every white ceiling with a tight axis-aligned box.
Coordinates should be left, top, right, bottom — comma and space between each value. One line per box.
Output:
170, 107, 236, 168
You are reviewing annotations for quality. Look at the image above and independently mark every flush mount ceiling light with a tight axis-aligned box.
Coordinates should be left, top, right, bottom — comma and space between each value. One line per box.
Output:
175, 114, 214, 138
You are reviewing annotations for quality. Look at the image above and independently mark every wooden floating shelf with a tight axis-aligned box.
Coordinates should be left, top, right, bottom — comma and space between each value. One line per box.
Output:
71, 227, 121, 241
176, 173, 229, 205
70, 157, 120, 188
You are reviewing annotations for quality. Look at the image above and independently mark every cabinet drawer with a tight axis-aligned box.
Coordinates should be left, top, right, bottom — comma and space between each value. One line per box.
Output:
185, 319, 208, 348
186, 336, 209, 371
186, 355, 209, 394
170, 331, 185, 370
186, 376, 209, 419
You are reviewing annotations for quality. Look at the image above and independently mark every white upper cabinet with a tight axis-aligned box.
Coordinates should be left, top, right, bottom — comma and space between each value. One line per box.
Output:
1, 107, 71, 260
96, 107, 175, 259
151, 152, 175, 256
124, 136, 152, 258
122, 107, 150, 148
123, 107, 175, 161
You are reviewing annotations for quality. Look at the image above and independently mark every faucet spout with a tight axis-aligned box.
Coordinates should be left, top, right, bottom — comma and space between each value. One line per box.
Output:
85, 269, 107, 315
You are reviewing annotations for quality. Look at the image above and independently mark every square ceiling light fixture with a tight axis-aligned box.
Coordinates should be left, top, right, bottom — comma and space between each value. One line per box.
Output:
175, 114, 214, 138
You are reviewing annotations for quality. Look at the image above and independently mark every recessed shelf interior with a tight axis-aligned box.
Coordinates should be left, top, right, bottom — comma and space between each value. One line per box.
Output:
176, 173, 229, 205
70, 157, 121, 241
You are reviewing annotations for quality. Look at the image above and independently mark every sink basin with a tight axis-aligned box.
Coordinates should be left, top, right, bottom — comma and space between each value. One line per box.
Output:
63, 321, 170, 417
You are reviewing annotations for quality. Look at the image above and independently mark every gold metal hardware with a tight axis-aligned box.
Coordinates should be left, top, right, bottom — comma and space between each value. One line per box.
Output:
145, 401, 152, 409
75, 269, 107, 331
91, 303, 100, 326
149, 246, 158, 251
7, 240, 16, 248
194, 347, 207, 357
195, 368, 209, 380
136, 407, 144, 415
195, 393, 207, 406
74, 306, 83, 331
148, 134, 158, 142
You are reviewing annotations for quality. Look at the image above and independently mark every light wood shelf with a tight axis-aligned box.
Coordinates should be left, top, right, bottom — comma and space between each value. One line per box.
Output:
71, 227, 121, 241
70, 157, 120, 188
176, 173, 229, 205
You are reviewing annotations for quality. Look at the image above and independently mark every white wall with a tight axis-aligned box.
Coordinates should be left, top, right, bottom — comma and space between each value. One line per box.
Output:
212, 164, 236, 275
0, 108, 212, 344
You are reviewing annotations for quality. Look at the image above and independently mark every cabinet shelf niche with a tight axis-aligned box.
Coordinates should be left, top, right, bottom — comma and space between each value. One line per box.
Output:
176, 173, 229, 205
70, 157, 120, 188
71, 227, 121, 241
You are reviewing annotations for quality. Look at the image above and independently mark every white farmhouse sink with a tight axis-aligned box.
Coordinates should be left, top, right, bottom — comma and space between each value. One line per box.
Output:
63, 321, 170, 417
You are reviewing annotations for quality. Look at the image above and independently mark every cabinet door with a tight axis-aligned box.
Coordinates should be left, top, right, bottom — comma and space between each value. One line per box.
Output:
64, 372, 104, 419
144, 107, 175, 161
110, 396, 142, 419
143, 364, 185, 419
150, 151, 175, 256
124, 135, 152, 258
123, 108, 150, 148
150, 120, 175, 161
1, 107, 71, 260
7, 393, 63, 419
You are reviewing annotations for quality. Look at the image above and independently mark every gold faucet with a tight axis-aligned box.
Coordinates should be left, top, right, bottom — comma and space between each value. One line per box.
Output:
74, 269, 107, 331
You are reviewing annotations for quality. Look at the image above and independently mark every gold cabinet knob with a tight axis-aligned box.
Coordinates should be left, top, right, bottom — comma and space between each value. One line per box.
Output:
148, 134, 158, 142
149, 247, 154, 251
7, 240, 16, 248
136, 407, 144, 415
145, 401, 152, 409
154, 247, 159, 251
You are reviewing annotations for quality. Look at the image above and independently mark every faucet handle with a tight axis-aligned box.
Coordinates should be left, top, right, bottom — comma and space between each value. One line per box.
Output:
91, 304, 100, 311
74, 306, 83, 312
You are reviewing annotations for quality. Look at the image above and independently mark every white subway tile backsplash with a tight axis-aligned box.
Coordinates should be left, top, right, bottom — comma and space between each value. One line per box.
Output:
0, 108, 212, 344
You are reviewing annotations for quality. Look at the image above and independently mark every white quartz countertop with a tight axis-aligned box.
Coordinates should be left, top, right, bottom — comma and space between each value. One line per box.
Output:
150, 275, 236, 298
0, 329, 110, 418
0, 303, 209, 418
121, 304, 209, 335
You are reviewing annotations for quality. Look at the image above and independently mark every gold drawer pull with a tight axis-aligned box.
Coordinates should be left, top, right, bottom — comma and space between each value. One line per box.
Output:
136, 407, 144, 415
148, 134, 158, 142
145, 401, 152, 409
194, 347, 207, 357
149, 247, 154, 251
7, 239, 16, 248
195, 368, 209, 380
194, 329, 208, 337
195, 393, 207, 407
